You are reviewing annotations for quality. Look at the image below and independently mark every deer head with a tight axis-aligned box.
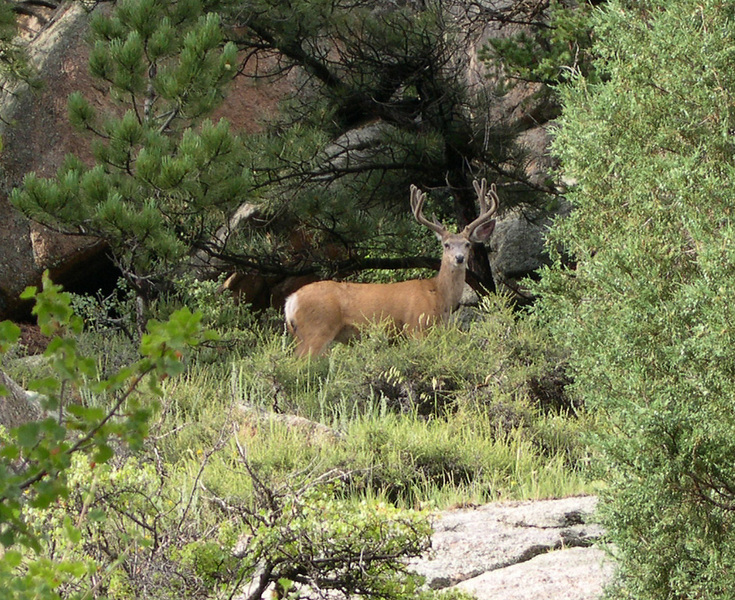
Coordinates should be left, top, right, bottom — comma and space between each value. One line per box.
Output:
410, 179, 498, 269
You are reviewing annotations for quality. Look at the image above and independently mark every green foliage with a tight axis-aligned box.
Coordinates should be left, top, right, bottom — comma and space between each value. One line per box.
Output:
24, 454, 242, 599
11, 411, 435, 600
0, 274, 519, 600
13, 0, 549, 300
482, 1, 599, 86
0, 320, 21, 353
11, 0, 246, 293
69, 277, 136, 331
535, 0, 735, 597
0, 272, 212, 599
234, 474, 432, 600
167, 274, 275, 337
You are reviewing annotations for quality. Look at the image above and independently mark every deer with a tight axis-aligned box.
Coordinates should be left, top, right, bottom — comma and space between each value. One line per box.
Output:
284, 179, 500, 357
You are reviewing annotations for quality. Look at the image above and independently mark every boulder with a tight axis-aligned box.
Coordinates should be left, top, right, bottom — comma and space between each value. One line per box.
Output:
0, 3, 107, 319
411, 496, 615, 600
0, 369, 43, 429
456, 546, 614, 600
489, 199, 571, 298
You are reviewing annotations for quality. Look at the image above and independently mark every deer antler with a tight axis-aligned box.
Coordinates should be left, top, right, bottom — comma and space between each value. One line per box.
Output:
464, 179, 499, 239
410, 184, 447, 236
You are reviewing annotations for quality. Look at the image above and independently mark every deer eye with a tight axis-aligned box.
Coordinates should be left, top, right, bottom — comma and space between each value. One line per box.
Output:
444, 243, 450, 249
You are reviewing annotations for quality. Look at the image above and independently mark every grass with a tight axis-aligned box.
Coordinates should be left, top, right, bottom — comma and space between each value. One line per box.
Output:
133, 293, 597, 512
0, 287, 598, 600
4, 289, 596, 515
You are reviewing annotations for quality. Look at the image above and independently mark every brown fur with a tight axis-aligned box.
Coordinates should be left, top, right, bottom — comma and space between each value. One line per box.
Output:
284, 180, 498, 357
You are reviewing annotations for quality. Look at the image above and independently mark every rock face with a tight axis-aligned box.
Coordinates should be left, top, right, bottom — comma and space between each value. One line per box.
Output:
0, 3, 107, 319
412, 496, 615, 600
456, 546, 613, 600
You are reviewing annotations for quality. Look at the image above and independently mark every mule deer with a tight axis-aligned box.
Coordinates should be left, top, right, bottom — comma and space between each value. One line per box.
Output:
284, 180, 499, 357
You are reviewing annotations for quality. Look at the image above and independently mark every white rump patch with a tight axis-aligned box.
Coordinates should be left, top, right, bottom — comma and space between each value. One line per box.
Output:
284, 292, 299, 328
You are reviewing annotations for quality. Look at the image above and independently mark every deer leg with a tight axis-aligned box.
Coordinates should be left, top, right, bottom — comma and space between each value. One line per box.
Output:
293, 326, 338, 358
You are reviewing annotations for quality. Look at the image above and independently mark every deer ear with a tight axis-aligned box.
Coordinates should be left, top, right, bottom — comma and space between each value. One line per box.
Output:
470, 220, 495, 243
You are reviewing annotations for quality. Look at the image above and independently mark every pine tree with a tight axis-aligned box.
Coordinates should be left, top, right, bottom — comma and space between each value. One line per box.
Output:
12, 0, 558, 304
12, 0, 242, 301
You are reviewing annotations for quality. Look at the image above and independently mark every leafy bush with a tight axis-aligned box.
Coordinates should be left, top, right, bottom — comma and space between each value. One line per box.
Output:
20, 444, 436, 600
0, 273, 214, 599
536, 1, 735, 597
482, 0, 598, 86
230, 469, 432, 600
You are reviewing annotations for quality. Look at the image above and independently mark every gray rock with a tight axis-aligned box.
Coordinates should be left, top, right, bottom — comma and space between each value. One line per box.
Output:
0, 369, 43, 428
411, 496, 613, 600
456, 546, 615, 600
488, 200, 571, 299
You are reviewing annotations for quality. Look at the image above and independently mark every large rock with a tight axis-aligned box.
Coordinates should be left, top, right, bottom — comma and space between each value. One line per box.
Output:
465, 14, 564, 299
0, 3, 107, 319
411, 496, 615, 600
489, 199, 571, 298
456, 546, 613, 600
0, 369, 43, 429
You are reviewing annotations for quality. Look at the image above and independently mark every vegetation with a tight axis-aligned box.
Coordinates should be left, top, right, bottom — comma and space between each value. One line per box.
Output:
0, 278, 592, 599
8, 0, 735, 599
536, 0, 735, 597
482, 0, 600, 86
0, 273, 216, 598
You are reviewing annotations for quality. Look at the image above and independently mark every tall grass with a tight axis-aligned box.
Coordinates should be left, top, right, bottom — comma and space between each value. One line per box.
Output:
5, 288, 594, 517
144, 293, 595, 512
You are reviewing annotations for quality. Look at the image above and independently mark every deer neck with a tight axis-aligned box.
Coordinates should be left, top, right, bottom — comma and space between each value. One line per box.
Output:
435, 258, 467, 312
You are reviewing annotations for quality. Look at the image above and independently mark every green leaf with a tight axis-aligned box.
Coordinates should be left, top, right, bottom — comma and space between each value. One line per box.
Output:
14, 421, 41, 448
62, 515, 82, 545
2, 549, 22, 568
92, 444, 114, 465
0, 321, 21, 352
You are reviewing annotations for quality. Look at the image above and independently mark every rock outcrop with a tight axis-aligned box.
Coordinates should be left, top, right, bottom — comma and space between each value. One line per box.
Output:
412, 496, 615, 600
0, 3, 107, 319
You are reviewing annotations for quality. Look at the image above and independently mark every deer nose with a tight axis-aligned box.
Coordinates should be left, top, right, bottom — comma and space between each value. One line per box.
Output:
456, 254, 465, 264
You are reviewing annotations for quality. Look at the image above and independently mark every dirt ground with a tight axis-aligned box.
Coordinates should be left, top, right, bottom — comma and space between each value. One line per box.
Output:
17, 322, 51, 355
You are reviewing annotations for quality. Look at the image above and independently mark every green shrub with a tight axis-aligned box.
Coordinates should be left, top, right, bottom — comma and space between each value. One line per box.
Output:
536, 1, 735, 597
3, 276, 592, 598
0, 273, 213, 599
